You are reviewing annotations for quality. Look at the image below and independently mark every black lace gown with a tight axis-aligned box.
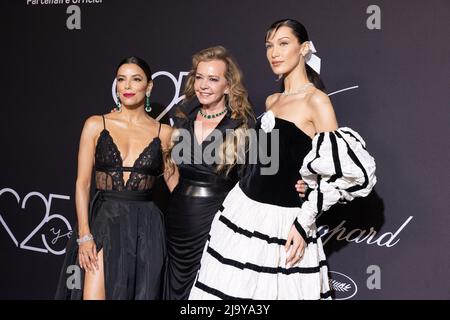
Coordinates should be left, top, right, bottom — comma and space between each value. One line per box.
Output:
55, 115, 166, 300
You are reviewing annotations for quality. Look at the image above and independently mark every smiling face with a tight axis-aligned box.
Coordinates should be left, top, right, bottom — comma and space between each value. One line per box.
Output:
265, 25, 305, 76
194, 59, 229, 108
116, 63, 152, 107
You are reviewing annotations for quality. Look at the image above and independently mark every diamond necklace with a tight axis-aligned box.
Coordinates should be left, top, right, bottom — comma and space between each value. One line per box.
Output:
282, 82, 314, 96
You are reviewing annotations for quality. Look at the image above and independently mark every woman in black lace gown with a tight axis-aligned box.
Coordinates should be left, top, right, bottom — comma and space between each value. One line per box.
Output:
55, 57, 172, 300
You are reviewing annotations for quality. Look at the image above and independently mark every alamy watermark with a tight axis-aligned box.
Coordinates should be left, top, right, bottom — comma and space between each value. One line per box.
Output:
171, 126, 280, 176
366, 5, 381, 30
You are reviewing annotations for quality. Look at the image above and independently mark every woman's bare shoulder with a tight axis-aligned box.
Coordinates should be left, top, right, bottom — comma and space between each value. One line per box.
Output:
307, 89, 338, 131
83, 115, 105, 131
159, 122, 173, 134
265, 93, 281, 110
158, 122, 174, 147
309, 88, 332, 108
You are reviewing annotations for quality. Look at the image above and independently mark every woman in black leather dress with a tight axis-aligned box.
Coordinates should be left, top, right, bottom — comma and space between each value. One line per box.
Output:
163, 46, 255, 300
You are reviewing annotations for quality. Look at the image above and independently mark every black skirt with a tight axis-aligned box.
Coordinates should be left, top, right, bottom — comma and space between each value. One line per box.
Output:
164, 174, 236, 300
55, 190, 166, 300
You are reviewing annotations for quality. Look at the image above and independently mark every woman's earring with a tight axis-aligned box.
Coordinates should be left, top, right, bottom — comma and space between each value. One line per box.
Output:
116, 93, 122, 112
145, 92, 152, 112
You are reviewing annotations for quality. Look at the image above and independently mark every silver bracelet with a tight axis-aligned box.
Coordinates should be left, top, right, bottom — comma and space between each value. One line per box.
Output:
76, 234, 94, 245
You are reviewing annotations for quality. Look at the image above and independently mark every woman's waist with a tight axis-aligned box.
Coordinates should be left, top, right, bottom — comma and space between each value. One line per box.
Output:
93, 189, 154, 202
179, 167, 235, 186
174, 177, 236, 198
239, 174, 302, 208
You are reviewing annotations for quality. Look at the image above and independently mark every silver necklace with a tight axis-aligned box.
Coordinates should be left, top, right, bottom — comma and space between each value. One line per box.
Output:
282, 82, 314, 96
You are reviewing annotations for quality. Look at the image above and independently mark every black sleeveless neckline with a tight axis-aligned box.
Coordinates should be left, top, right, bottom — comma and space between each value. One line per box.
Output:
94, 116, 163, 191
99, 128, 161, 169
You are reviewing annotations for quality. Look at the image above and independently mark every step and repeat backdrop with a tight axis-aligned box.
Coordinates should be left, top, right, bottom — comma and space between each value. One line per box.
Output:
1, 0, 449, 299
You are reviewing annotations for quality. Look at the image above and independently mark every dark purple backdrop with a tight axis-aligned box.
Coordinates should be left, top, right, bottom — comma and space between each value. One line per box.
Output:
1, 0, 449, 299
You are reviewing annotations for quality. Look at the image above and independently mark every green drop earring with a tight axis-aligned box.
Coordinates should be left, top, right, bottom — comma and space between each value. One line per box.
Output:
145, 92, 152, 112
116, 93, 122, 112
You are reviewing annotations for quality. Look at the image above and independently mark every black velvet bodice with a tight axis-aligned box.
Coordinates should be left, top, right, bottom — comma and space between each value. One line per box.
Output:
239, 117, 312, 208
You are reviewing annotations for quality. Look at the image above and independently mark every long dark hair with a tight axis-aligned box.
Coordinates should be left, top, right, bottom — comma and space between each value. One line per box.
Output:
116, 56, 152, 82
266, 19, 325, 91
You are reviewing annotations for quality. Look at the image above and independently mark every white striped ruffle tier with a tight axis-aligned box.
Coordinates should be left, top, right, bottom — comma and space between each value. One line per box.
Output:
189, 184, 332, 300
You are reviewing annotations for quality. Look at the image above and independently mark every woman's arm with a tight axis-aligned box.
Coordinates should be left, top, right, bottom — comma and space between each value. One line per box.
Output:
287, 91, 339, 267
75, 116, 99, 236
164, 165, 179, 193
160, 124, 179, 192
75, 116, 100, 272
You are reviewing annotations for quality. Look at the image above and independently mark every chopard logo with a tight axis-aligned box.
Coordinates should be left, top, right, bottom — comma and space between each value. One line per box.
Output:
0, 188, 72, 255
318, 216, 413, 248
329, 271, 358, 300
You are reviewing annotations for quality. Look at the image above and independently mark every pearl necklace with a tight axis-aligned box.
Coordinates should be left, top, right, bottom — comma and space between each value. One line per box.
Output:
282, 83, 314, 96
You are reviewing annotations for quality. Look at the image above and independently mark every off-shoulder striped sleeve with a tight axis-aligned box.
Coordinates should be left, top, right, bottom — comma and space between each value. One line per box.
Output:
294, 127, 377, 237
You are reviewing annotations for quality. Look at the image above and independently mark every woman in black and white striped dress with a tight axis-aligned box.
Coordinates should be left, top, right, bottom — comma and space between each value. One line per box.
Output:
189, 19, 377, 300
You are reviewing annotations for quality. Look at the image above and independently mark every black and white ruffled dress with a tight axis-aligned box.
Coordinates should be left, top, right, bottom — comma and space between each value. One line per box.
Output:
188, 111, 377, 300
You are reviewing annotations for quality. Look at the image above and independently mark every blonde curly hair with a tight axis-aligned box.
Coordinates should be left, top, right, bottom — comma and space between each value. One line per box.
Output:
166, 46, 255, 176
